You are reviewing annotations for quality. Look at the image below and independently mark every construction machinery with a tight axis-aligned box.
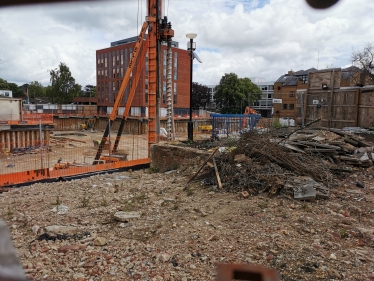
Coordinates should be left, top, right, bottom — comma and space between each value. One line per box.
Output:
93, 0, 174, 164
80, 117, 97, 131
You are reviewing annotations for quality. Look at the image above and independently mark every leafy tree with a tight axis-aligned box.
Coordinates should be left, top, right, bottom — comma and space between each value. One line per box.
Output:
45, 85, 53, 101
7, 83, 24, 98
49, 62, 82, 104
28, 81, 46, 98
82, 85, 96, 97
214, 73, 261, 114
191, 82, 210, 109
0, 78, 9, 90
351, 42, 374, 86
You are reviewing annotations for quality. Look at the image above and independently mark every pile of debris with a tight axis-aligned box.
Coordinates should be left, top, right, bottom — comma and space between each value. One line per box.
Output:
281, 127, 373, 168
190, 126, 373, 200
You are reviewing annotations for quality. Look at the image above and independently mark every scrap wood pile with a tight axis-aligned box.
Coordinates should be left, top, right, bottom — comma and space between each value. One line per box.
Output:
190, 126, 373, 200
279, 127, 373, 168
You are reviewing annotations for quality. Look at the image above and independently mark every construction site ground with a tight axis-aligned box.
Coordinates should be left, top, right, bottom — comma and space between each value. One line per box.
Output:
1, 132, 374, 281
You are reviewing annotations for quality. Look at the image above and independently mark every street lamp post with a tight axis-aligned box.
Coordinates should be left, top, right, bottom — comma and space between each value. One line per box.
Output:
186, 33, 197, 142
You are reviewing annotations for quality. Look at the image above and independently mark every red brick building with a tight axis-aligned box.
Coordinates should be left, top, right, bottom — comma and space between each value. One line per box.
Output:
96, 36, 190, 117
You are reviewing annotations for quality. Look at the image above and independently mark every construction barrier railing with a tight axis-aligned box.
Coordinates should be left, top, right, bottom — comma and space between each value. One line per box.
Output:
0, 129, 149, 188
210, 113, 261, 138
0, 114, 54, 125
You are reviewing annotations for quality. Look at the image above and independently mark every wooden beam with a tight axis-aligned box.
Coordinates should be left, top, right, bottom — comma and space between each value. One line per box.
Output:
188, 146, 220, 183
212, 155, 222, 189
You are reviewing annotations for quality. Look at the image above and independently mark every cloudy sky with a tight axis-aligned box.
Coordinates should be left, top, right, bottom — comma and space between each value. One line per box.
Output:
0, 0, 373, 87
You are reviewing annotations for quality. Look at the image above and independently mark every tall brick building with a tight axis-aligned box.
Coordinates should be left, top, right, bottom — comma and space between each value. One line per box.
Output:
96, 36, 190, 117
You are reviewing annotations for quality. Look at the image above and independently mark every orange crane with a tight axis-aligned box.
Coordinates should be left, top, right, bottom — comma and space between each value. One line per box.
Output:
94, 0, 174, 164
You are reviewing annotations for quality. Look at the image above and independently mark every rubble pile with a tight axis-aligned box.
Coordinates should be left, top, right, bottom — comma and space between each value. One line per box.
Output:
195, 127, 374, 200
282, 127, 373, 168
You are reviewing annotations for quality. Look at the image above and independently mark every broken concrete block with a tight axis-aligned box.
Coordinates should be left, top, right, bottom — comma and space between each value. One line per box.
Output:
285, 176, 323, 200
93, 237, 107, 246
113, 211, 141, 222
44, 225, 77, 236
294, 183, 316, 200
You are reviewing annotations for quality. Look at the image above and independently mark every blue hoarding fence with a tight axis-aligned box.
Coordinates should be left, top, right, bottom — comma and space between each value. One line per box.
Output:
210, 113, 261, 138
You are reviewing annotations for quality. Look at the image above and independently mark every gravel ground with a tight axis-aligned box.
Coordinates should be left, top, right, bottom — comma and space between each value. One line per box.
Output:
1, 162, 374, 281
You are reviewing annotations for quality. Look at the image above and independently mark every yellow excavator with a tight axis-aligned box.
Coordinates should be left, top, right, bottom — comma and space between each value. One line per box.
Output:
80, 117, 97, 131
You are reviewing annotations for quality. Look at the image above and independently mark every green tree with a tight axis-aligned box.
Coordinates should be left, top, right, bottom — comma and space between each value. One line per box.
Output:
82, 85, 96, 97
7, 83, 24, 98
214, 73, 261, 114
0, 78, 9, 90
28, 81, 46, 98
49, 62, 81, 104
191, 82, 210, 109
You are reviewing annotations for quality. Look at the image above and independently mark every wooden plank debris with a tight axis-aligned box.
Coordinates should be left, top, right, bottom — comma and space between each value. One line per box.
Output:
188, 146, 220, 183
212, 155, 223, 189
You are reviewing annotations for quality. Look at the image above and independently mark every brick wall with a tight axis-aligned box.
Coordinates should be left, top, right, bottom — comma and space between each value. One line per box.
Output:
150, 143, 209, 172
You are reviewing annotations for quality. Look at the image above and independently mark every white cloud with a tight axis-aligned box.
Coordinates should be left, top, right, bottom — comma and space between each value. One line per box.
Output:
0, 0, 373, 87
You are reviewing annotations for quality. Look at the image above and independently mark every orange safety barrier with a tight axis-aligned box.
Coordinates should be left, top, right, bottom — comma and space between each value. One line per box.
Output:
0, 158, 150, 187
0, 130, 149, 187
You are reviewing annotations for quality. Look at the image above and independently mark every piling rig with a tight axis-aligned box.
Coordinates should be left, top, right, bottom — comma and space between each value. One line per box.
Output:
93, 0, 174, 164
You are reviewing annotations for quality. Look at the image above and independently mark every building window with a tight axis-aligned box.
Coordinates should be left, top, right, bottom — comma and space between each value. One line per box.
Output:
113, 69, 116, 78
97, 58, 100, 66
288, 104, 294, 110
163, 81, 166, 103
121, 54, 123, 65
174, 52, 178, 80
105, 57, 107, 67
289, 91, 295, 97
282, 104, 288, 110
97, 70, 100, 79
174, 83, 177, 104
267, 94, 272, 99
112, 54, 115, 67
163, 68, 166, 79
145, 79, 148, 103
121, 67, 123, 78
105, 70, 107, 79
269, 85, 274, 90
146, 51, 149, 76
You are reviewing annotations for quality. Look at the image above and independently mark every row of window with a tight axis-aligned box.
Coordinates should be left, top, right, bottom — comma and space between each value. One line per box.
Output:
260, 85, 274, 91
97, 81, 178, 105
97, 49, 132, 68
97, 49, 178, 80
282, 104, 294, 110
